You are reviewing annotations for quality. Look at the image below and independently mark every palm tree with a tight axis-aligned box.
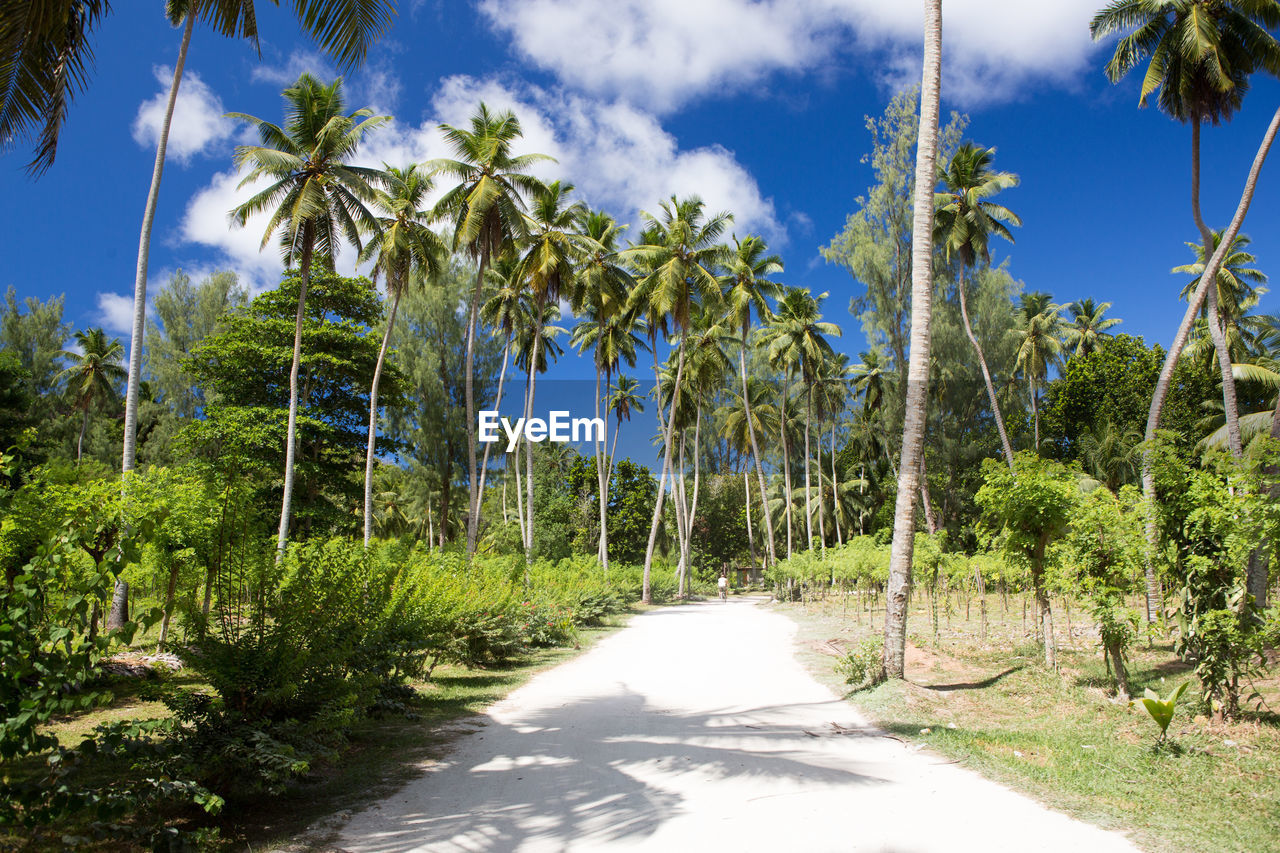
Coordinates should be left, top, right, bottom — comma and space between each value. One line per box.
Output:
885, 0, 942, 681
1064, 298, 1121, 359
59, 328, 125, 462
763, 288, 839, 552
228, 72, 387, 561
512, 180, 587, 566
1014, 292, 1064, 451
1092, 5, 1280, 611
717, 378, 778, 565
1175, 230, 1267, 321
813, 352, 854, 546
1, 0, 396, 174
359, 163, 446, 546
119, 0, 398, 478
623, 195, 732, 602
476, 255, 530, 529
607, 375, 645, 480
1079, 419, 1142, 492
721, 234, 782, 567
432, 103, 551, 556
934, 141, 1020, 469
571, 209, 636, 572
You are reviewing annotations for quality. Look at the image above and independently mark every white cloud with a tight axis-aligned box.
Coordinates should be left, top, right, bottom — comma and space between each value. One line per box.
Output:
96, 292, 141, 336
178, 74, 781, 280
132, 67, 234, 162
480, 0, 1104, 110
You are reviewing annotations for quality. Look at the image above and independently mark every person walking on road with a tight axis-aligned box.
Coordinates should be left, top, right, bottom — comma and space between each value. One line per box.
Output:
718, 572, 728, 601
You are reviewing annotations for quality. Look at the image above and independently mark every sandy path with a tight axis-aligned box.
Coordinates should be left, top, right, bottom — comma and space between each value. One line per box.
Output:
335, 599, 1140, 853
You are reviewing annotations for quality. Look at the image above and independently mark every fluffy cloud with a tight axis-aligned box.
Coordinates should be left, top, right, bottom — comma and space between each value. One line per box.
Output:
132, 67, 234, 162
179, 74, 781, 283
96, 292, 140, 337
480, 0, 1104, 110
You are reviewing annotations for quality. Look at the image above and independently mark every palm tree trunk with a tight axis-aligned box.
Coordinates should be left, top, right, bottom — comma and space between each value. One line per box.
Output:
643, 335, 687, 603
476, 340, 512, 523
804, 387, 814, 549
1192, 116, 1244, 459
524, 304, 545, 575
830, 422, 843, 545
122, 11, 194, 475
1142, 104, 1280, 623
781, 372, 794, 559
687, 409, 703, 587
514, 439, 526, 550
275, 227, 314, 564
77, 406, 88, 462
675, 436, 688, 598
595, 358, 609, 571
956, 264, 1015, 469
363, 277, 403, 547
1031, 379, 1040, 451
884, 0, 941, 681
464, 250, 491, 556
741, 344, 777, 566
744, 467, 757, 565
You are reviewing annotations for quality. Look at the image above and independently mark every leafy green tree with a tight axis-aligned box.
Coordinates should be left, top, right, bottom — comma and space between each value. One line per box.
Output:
358, 163, 446, 546
144, 269, 246, 419
229, 72, 387, 560
934, 141, 1021, 468
1063, 298, 1120, 359
606, 458, 658, 566
976, 452, 1080, 669
1, 287, 69, 397
432, 104, 550, 555
184, 268, 398, 538
59, 328, 125, 463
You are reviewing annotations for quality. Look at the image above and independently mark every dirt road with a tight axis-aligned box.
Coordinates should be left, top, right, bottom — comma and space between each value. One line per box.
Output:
335, 599, 1140, 852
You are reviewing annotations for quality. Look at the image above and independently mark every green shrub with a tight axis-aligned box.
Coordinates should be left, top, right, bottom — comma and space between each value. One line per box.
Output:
835, 635, 885, 691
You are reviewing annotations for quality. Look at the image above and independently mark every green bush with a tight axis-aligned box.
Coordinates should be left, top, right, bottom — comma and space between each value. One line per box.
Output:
836, 635, 885, 691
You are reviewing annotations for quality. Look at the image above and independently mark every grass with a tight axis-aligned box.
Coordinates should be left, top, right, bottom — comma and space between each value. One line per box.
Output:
14, 612, 638, 851
775, 591, 1280, 853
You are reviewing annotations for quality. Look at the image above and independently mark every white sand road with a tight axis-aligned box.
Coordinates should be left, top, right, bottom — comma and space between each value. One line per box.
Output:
330, 599, 1141, 853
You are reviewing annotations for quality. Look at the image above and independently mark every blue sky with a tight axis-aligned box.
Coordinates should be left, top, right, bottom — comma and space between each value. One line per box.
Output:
4, 0, 1280, 388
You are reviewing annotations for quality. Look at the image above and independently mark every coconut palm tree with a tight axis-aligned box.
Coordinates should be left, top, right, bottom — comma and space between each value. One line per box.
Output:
1, 0, 396, 175
1014, 292, 1063, 451
717, 378, 779, 565
476, 255, 529, 528
571, 209, 636, 572
607, 375, 646, 479
623, 195, 732, 602
721, 234, 782, 567
885, 0, 942, 681
1063, 298, 1121, 359
934, 142, 1020, 469
432, 104, 551, 555
1079, 419, 1143, 492
59, 328, 125, 462
228, 72, 387, 561
359, 163, 447, 546
763, 287, 840, 551
1092, 0, 1280, 540
1175, 230, 1267, 321
813, 352, 854, 545
118, 0, 398, 479
512, 180, 588, 566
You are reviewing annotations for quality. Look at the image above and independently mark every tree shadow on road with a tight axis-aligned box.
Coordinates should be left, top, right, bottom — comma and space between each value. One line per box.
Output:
341, 688, 888, 853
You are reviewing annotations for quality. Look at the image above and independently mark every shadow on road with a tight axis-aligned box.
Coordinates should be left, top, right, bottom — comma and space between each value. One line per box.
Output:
345, 688, 887, 853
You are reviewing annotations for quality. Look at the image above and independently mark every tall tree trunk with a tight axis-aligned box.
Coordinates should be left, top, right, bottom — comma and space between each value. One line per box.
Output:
804, 388, 814, 549
1192, 116, 1244, 459
687, 409, 703, 588
675, 436, 689, 598
275, 228, 314, 564
595, 358, 609, 572
780, 372, 794, 559
464, 249, 491, 556
831, 422, 844, 545
956, 264, 1015, 469
744, 467, 757, 565
642, 336, 687, 603
364, 278, 403, 547
1141, 104, 1280, 622
123, 12, 194, 474
476, 340, 512, 529
919, 455, 938, 535
741, 344, 777, 566
523, 305, 545, 577
106, 580, 129, 631
1031, 378, 1040, 452
158, 560, 179, 648
884, 0, 942, 681
77, 406, 88, 462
